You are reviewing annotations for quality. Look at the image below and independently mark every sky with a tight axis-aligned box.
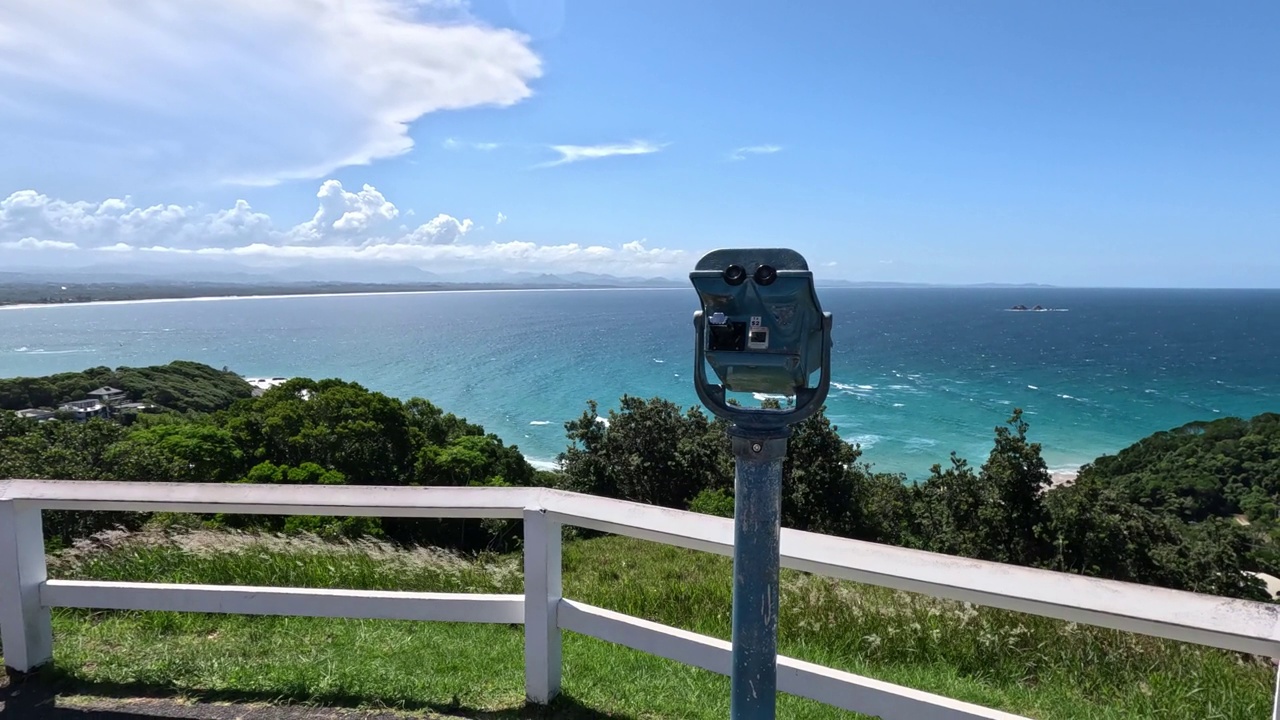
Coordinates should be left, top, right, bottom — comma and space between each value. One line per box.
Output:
0, 0, 1277, 286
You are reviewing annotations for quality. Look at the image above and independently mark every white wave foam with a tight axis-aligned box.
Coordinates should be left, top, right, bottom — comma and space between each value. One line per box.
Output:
653, 358, 665, 363
845, 433, 882, 449
892, 403, 905, 408
904, 437, 938, 451
752, 392, 789, 401
529, 420, 553, 426
526, 458, 562, 471
13, 346, 28, 352
1027, 385, 1039, 390
1057, 394, 1074, 400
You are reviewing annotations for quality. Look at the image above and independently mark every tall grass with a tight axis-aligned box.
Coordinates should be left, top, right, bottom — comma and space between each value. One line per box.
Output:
2, 527, 1270, 719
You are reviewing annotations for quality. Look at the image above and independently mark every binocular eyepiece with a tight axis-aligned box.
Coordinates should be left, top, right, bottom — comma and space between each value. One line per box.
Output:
690, 248, 833, 431
722, 264, 777, 287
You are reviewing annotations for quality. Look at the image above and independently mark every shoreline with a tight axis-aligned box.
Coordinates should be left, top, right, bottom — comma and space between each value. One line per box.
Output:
0, 285, 687, 312
1050, 468, 1080, 488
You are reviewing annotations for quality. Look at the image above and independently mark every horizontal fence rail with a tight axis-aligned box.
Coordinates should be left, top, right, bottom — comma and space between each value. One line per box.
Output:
558, 600, 1028, 720
539, 490, 1280, 658
3, 479, 1279, 719
42, 581, 525, 624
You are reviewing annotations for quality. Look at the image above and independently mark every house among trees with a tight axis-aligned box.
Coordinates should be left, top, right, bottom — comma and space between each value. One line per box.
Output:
57, 399, 108, 421
87, 386, 129, 404
13, 387, 151, 423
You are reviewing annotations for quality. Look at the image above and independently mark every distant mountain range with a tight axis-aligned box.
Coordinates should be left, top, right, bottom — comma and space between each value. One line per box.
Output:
0, 269, 684, 290
0, 267, 1055, 291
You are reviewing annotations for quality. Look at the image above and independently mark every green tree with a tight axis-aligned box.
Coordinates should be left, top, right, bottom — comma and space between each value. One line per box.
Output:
559, 396, 730, 509
977, 409, 1051, 564
224, 379, 415, 486
909, 454, 989, 557
775, 402, 864, 537
105, 424, 244, 483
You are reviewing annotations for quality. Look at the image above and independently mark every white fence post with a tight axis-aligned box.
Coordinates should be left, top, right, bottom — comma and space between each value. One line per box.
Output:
0, 500, 53, 673
1272, 661, 1279, 720
524, 507, 562, 703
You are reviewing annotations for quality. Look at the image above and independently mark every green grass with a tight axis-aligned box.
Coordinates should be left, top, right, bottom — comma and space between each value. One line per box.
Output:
2, 527, 1274, 719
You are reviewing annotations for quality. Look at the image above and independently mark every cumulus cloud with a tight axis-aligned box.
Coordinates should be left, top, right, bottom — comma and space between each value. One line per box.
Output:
0, 0, 542, 186
403, 214, 474, 245
288, 181, 400, 246
496, 212, 507, 225
730, 145, 783, 160
543, 140, 665, 167
0, 181, 687, 276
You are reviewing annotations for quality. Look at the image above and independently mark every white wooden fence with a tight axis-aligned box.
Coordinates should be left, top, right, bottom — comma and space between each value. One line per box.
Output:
3, 478, 1280, 719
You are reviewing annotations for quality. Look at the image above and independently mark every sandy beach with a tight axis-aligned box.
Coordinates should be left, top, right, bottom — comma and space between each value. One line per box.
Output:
0, 286, 683, 312
1049, 469, 1080, 488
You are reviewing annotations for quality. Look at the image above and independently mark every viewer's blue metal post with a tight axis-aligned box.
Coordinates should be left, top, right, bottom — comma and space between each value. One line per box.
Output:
729, 428, 789, 720
688, 248, 832, 719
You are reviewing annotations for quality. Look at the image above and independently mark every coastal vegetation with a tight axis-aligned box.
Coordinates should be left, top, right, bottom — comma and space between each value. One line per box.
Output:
0, 362, 1274, 600
0, 360, 253, 414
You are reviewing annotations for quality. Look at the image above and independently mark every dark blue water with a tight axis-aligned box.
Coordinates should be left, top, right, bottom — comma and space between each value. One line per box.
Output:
1, 288, 1277, 478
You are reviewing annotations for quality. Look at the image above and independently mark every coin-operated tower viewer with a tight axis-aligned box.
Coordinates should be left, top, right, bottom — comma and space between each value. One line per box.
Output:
690, 249, 833, 720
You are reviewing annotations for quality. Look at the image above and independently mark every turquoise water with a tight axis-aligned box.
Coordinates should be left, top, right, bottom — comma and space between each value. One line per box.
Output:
1, 288, 1278, 478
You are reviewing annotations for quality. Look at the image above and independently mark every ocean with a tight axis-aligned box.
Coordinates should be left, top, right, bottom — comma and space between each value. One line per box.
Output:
1, 287, 1278, 479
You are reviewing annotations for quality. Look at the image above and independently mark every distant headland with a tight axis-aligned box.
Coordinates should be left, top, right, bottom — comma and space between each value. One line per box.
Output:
0, 271, 1060, 308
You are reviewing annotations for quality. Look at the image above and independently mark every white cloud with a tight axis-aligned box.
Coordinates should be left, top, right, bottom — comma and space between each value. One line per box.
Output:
0, 181, 688, 276
730, 145, 783, 160
543, 140, 665, 167
403, 214, 474, 245
0, 189, 208, 249
287, 180, 400, 246
0, 0, 542, 186
496, 212, 508, 225
443, 138, 500, 151
1, 236, 77, 250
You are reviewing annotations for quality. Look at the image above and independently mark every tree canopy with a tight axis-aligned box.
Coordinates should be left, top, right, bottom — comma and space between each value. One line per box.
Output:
555, 399, 1271, 601
1077, 413, 1280, 524
1, 362, 1274, 601
1, 371, 535, 549
0, 361, 253, 414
